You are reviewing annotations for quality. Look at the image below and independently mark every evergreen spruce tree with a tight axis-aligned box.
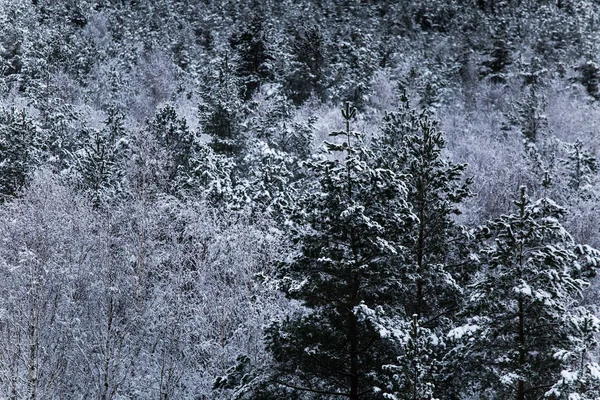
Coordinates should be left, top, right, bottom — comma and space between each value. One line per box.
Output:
186, 143, 240, 208
199, 53, 247, 158
502, 58, 549, 143
520, 57, 547, 87
545, 310, 600, 399
373, 94, 471, 326
328, 27, 378, 109
260, 102, 414, 399
453, 186, 600, 400
147, 104, 194, 193
563, 139, 597, 195
577, 59, 600, 101
247, 86, 314, 159
372, 94, 471, 399
0, 29, 23, 78
517, 84, 547, 143
77, 107, 126, 205
0, 108, 37, 201
237, 85, 317, 218
379, 314, 439, 400
229, 13, 274, 101
481, 19, 512, 84
37, 102, 82, 173
242, 139, 297, 217
285, 23, 326, 105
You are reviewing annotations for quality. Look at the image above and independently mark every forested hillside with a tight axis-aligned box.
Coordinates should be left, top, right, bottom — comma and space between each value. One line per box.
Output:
3, 0, 600, 398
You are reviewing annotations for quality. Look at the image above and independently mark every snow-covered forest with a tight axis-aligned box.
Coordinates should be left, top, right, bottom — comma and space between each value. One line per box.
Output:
3, 0, 600, 398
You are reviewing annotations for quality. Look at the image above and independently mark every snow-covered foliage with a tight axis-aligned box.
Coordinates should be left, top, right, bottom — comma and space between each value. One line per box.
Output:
2, 1, 600, 399
451, 188, 600, 399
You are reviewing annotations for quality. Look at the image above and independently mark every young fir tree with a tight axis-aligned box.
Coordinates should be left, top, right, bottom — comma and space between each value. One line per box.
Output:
452, 186, 600, 400
229, 13, 274, 101
504, 58, 548, 143
37, 102, 82, 173
77, 107, 126, 206
147, 104, 194, 194
513, 84, 547, 143
242, 139, 297, 217
358, 308, 440, 400
259, 103, 414, 399
371, 94, 471, 399
481, 19, 512, 84
185, 143, 241, 208
199, 53, 247, 158
373, 93, 471, 326
383, 316, 438, 400
545, 310, 600, 399
0, 108, 37, 201
563, 139, 597, 195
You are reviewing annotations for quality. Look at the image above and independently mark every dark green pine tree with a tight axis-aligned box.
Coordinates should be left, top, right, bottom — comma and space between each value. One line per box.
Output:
0, 28, 23, 78
510, 84, 547, 143
246, 85, 314, 159
481, 19, 512, 84
577, 59, 600, 101
242, 139, 297, 217
229, 13, 274, 100
327, 26, 378, 110
563, 139, 597, 195
78, 107, 126, 205
199, 53, 247, 158
364, 311, 439, 400
372, 94, 471, 399
453, 186, 600, 400
545, 310, 600, 399
148, 104, 194, 193
284, 23, 326, 105
0, 108, 37, 201
260, 103, 414, 399
186, 143, 240, 209
374, 94, 471, 326
503, 57, 549, 143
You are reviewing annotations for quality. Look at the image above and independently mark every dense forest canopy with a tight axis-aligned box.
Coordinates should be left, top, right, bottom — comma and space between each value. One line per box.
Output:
3, 0, 600, 399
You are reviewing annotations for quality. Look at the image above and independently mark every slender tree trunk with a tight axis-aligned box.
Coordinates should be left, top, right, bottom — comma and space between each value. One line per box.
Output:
349, 312, 359, 400
414, 166, 427, 319
27, 317, 37, 400
415, 202, 425, 318
517, 294, 525, 400
517, 214, 526, 400
27, 284, 39, 400
101, 295, 114, 400
345, 104, 359, 400
349, 273, 360, 400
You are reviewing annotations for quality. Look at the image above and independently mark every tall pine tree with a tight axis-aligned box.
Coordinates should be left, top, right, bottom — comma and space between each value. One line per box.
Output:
199, 53, 247, 158
373, 94, 471, 326
372, 94, 471, 399
452, 187, 600, 399
261, 103, 414, 399
77, 107, 126, 206
0, 108, 37, 201
229, 13, 274, 101
147, 104, 194, 194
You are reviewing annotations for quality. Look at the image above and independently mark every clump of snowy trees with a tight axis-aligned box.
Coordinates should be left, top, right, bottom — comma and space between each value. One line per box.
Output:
3, 0, 600, 399
220, 102, 600, 400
